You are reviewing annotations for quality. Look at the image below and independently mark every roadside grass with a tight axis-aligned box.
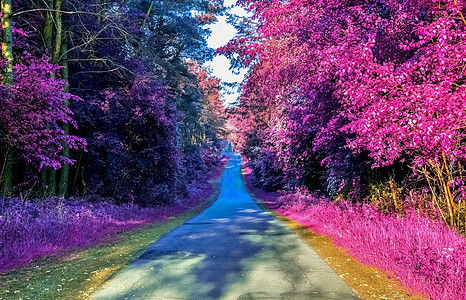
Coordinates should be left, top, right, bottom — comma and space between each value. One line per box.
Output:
241, 165, 424, 300
0, 164, 227, 300
254, 203, 424, 300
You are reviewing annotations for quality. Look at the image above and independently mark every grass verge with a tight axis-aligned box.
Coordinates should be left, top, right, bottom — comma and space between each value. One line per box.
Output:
241, 167, 424, 300
0, 161, 228, 300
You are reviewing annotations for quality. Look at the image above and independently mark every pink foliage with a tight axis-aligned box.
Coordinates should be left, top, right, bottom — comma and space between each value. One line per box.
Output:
0, 55, 86, 169
338, 7, 466, 167
221, 0, 466, 194
275, 196, 466, 299
243, 163, 466, 298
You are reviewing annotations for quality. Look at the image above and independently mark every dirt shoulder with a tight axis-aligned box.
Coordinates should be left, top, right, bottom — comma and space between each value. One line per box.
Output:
242, 171, 425, 300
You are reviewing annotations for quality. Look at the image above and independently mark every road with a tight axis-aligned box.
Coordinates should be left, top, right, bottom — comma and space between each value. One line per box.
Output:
93, 153, 360, 299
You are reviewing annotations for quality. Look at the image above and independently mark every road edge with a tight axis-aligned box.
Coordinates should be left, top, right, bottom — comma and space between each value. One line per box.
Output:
240, 158, 425, 300
88, 155, 232, 299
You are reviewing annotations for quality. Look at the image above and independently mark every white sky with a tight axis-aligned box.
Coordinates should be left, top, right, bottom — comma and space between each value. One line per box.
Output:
204, 0, 250, 106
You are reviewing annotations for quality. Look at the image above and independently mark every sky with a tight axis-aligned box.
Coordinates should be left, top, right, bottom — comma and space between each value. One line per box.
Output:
204, 0, 250, 106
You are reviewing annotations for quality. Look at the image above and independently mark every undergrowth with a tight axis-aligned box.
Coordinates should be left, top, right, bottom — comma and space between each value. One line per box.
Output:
273, 189, 466, 299
0, 157, 228, 299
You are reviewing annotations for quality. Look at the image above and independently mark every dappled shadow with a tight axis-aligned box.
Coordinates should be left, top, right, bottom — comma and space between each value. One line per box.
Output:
94, 154, 360, 299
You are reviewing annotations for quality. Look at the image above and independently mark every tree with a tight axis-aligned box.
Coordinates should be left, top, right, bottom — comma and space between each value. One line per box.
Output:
1, 0, 13, 195
0, 1, 86, 197
221, 0, 466, 227
1, 0, 226, 204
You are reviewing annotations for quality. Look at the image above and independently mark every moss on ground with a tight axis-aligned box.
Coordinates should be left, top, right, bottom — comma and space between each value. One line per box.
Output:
0, 170, 225, 300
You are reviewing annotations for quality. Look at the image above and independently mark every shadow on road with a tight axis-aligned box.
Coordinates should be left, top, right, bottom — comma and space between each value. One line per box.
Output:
94, 154, 360, 299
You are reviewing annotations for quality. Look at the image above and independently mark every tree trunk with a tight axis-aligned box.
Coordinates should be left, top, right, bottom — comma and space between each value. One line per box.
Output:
43, 0, 54, 55
1, 0, 13, 85
51, 0, 63, 65
1, 0, 13, 195
41, 167, 48, 189
48, 168, 56, 195
1, 147, 13, 195
52, 0, 72, 197
58, 37, 70, 197
43, 0, 67, 197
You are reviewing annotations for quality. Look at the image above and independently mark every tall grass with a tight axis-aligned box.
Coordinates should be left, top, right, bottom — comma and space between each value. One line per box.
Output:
274, 190, 466, 299
0, 156, 229, 274
0, 197, 168, 273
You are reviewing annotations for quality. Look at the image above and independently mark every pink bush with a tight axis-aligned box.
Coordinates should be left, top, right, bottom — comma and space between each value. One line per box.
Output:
274, 197, 466, 299
275, 187, 324, 212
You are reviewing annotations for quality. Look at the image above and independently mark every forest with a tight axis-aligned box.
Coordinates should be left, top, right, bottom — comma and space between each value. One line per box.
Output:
0, 0, 227, 274
2, 0, 466, 299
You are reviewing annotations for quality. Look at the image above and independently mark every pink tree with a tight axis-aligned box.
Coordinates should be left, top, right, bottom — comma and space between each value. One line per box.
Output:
220, 0, 466, 227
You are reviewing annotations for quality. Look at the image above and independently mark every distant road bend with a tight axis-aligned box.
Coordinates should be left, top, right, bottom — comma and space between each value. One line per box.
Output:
94, 153, 360, 299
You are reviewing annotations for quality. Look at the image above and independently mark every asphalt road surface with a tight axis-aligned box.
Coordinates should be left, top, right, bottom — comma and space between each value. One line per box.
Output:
93, 153, 360, 300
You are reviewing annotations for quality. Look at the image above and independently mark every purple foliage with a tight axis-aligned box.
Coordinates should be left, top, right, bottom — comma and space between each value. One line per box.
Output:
0, 55, 86, 169
0, 155, 228, 274
249, 149, 285, 191
0, 197, 161, 273
74, 77, 181, 205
